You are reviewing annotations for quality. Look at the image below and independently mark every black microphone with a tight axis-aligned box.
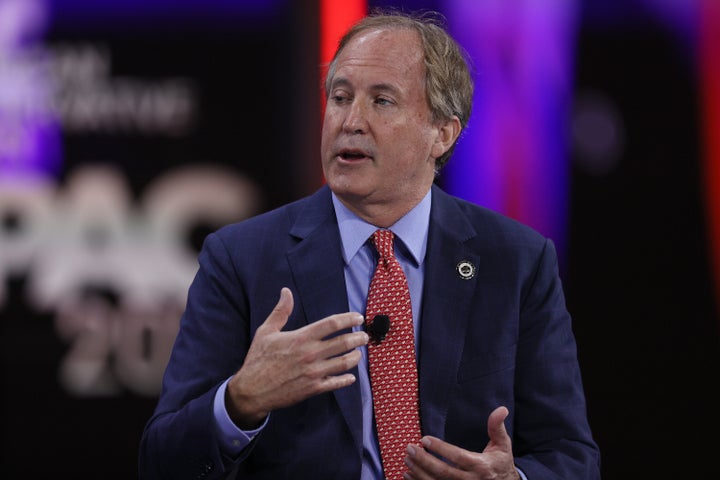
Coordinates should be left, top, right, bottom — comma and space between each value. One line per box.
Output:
365, 314, 390, 343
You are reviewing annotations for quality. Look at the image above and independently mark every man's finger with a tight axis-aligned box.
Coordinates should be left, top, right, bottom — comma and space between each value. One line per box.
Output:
417, 436, 466, 469
302, 312, 366, 340
486, 406, 512, 451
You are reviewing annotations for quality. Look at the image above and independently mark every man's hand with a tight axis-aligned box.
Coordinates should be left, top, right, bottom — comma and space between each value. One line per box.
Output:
403, 406, 519, 480
226, 287, 369, 429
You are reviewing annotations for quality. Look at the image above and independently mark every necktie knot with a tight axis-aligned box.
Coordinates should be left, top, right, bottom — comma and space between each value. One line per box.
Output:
371, 229, 395, 261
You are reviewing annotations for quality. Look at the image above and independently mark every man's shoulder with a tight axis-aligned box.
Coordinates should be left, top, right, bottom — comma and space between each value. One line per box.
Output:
213, 186, 331, 239
433, 186, 547, 245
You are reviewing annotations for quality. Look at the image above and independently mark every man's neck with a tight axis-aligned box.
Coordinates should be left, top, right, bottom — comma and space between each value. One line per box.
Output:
333, 188, 432, 228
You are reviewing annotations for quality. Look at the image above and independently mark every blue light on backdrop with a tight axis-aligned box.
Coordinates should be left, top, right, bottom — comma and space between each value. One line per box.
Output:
444, 0, 578, 268
45, 0, 286, 26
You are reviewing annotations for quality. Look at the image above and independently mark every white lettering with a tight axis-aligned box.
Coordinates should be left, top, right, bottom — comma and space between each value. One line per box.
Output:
0, 164, 261, 397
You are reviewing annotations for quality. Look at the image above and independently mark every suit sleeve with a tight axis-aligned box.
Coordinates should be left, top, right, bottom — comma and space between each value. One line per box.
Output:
138, 232, 256, 480
512, 239, 601, 479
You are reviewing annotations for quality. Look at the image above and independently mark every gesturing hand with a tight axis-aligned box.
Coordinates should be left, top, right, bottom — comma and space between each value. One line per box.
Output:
226, 287, 369, 429
403, 406, 520, 480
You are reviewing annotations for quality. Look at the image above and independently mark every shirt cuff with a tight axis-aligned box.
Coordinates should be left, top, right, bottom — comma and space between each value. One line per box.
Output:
213, 377, 267, 456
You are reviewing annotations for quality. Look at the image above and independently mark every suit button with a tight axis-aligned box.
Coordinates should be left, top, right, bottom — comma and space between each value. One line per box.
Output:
196, 460, 214, 479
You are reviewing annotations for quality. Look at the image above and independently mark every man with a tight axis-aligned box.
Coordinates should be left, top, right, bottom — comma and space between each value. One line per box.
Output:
139, 11, 600, 480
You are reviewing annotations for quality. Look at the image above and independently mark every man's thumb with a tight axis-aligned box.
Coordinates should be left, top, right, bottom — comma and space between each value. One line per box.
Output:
262, 287, 294, 332
486, 406, 512, 450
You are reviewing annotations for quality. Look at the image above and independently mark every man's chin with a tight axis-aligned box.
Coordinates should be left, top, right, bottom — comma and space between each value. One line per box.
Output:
326, 175, 369, 197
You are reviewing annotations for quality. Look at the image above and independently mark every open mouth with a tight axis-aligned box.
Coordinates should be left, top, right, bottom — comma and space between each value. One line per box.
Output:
339, 149, 370, 160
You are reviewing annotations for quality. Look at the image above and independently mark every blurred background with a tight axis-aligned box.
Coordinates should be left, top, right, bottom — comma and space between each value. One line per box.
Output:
1, 0, 718, 478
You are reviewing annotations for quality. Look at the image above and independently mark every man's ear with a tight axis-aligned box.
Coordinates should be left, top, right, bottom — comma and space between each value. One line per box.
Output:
430, 116, 462, 159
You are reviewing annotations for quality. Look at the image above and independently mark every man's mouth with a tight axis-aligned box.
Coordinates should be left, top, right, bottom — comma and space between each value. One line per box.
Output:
338, 149, 370, 161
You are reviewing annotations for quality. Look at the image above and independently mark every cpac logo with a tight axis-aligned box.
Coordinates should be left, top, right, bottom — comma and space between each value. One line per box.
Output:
0, 164, 260, 397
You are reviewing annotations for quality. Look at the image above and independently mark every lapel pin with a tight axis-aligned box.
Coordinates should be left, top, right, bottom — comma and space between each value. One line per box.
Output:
456, 260, 476, 280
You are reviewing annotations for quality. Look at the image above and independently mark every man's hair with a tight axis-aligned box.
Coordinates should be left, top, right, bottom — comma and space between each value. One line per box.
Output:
324, 9, 474, 170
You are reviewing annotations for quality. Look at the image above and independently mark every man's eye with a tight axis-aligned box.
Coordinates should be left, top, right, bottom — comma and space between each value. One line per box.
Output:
332, 94, 350, 104
375, 97, 393, 106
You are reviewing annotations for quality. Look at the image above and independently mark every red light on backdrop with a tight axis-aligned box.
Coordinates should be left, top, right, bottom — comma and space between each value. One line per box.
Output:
319, 0, 367, 108
701, 0, 720, 319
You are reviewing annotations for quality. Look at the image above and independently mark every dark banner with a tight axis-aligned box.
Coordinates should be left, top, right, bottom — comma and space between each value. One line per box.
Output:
0, 1, 320, 477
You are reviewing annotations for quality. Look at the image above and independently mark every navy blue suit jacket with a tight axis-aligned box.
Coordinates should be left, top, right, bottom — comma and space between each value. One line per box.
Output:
139, 185, 600, 479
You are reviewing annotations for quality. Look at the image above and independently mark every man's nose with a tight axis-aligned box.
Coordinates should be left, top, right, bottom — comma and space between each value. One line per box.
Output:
342, 100, 368, 134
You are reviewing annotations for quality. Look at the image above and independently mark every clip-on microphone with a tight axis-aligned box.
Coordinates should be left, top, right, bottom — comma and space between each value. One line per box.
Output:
365, 314, 390, 343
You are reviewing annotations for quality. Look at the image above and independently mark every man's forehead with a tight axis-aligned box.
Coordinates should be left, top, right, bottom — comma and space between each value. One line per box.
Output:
332, 28, 424, 81
340, 27, 422, 62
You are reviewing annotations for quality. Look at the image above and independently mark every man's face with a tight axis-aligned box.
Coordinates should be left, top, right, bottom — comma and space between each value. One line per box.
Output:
321, 28, 449, 226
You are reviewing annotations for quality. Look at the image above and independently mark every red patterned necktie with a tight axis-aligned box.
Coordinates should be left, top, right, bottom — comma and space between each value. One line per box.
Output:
365, 229, 422, 480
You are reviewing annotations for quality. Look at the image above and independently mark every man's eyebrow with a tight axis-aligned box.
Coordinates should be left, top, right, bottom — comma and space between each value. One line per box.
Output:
329, 77, 351, 90
329, 77, 401, 96
369, 83, 401, 96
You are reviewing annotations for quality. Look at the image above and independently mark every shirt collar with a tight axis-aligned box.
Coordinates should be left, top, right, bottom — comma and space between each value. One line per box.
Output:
331, 189, 431, 267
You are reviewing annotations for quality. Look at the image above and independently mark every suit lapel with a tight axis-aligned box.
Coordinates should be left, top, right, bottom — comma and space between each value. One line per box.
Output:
285, 187, 364, 458
418, 186, 479, 438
